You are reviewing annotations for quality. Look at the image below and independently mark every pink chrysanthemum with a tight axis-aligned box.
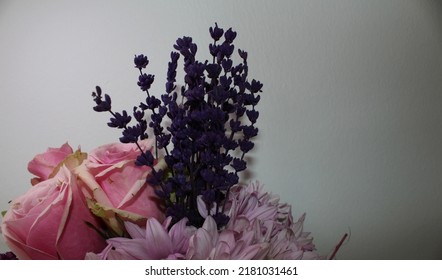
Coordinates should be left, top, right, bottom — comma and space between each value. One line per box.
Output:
223, 181, 321, 259
186, 215, 269, 259
86, 217, 196, 260
87, 182, 322, 260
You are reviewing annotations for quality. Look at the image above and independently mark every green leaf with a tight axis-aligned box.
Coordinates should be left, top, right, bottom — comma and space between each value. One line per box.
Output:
1, 210, 6, 217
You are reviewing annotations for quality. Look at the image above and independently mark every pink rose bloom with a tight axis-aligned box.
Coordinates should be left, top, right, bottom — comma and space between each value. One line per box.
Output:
1, 165, 106, 259
27, 143, 74, 185
76, 140, 165, 234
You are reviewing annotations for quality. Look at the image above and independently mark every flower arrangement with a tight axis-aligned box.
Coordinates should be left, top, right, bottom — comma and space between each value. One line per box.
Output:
0, 24, 346, 260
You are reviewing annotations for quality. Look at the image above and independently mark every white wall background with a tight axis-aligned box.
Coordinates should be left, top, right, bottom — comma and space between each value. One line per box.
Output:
1, 0, 441, 259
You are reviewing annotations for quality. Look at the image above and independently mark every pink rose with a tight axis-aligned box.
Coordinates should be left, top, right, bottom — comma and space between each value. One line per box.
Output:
76, 140, 165, 234
1, 165, 106, 259
27, 143, 74, 185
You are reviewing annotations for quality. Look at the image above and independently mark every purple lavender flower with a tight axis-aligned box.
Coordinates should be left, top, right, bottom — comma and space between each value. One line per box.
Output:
134, 54, 149, 70
92, 24, 263, 229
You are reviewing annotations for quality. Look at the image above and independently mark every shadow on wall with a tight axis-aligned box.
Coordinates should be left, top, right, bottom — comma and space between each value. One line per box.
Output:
427, 0, 442, 32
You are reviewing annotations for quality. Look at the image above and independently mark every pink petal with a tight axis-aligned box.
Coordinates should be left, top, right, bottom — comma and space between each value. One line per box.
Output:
124, 222, 145, 239
197, 195, 209, 218
168, 218, 196, 254
201, 215, 218, 239
234, 243, 265, 260
106, 238, 150, 259
187, 228, 213, 259
144, 218, 172, 259
211, 241, 231, 259
27, 143, 73, 180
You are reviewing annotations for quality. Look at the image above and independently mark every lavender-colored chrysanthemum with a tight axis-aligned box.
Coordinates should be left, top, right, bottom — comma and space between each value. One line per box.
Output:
225, 182, 321, 259
186, 215, 269, 259
86, 217, 196, 260
198, 181, 321, 259
89, 182, 322, 260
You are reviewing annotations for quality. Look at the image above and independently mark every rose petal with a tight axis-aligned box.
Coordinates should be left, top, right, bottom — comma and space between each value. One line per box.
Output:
27, 143, 73, 182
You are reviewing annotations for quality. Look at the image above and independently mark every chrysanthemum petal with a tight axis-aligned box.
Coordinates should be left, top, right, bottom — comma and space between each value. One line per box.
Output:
144, 218, 173, 258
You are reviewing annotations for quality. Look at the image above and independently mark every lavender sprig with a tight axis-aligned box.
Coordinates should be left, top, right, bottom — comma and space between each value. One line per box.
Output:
92, 23, 263, 229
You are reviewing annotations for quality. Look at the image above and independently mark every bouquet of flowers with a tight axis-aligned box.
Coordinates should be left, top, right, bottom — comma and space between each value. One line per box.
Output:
1, 24, 346, 260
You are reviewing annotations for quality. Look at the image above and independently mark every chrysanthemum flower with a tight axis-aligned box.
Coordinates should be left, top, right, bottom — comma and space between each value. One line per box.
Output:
86, 217, 196, 260
186, 215, 269, 259
88, 181, 322, 260
223, 182, 321, 260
